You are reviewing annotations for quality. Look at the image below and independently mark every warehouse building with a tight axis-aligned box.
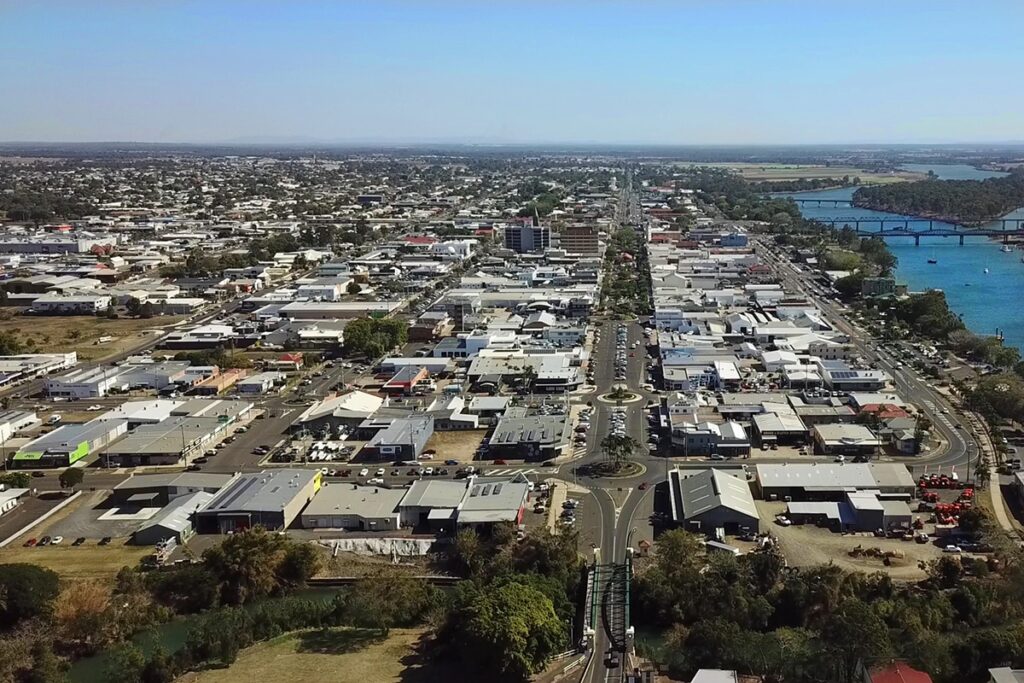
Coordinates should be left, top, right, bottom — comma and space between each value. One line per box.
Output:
787, 490, 913, 533
811, 423, 881, 457
131, 491, 215, 546
754, 463, 916, 501
12, 419, 128, 468
669, 468, 759, 535
362, 416, 434, 461
110, 472, 234, 507
196, 469, 321, 533
300, 483, 404, 531
487, 408, 571, 461
236, 371, 285, 394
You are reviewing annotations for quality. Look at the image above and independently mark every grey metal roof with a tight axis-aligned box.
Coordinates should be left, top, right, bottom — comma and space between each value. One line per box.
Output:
136, 491, 214, 536
677, 469, 758, 520
301, 483, 404, 519
199, 469, 317, 514
458, 481, 529, 524
114, 472, 234, 491
400, 479, 467, 509
756, 463, 914, 490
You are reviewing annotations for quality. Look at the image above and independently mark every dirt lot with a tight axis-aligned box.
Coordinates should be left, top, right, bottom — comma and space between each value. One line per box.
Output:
0, 313, 184, 361
422, 429, 486, 463
178, 628, 458, 683
755, 501, 942, 580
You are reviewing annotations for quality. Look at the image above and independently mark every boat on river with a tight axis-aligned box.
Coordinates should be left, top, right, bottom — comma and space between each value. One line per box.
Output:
1001, 245, 1014, 253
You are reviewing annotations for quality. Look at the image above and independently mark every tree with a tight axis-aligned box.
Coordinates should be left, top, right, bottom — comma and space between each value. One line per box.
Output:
105, 643, 146, 683
821, 598, 892, 683
58, 467, 84, 490
53, 579, 111, 649
125, 297, 142, 317
600, 433, 639, 470
0, 330, 25, 356
202, 527, 289, 605
146, 564, 220, 614
0, 471, 30, 488
452, 528, 485, 576
346, 281, 362, 295
25, 640, 65, 683
444, 579, 566, 681
339, 573, 438, 635
277, 542, 322, 588
141, 645, 174, 683
913, 414, 932, 454
0, 563, 60, 629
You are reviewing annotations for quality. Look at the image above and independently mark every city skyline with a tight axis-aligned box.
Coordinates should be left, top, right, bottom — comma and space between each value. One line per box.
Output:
3, 0, 1024, 145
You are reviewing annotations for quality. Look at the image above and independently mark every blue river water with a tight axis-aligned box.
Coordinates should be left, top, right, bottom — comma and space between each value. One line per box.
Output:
777, 164, 1024, 350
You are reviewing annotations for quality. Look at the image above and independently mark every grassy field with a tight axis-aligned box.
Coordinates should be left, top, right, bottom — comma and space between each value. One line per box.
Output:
0, 543, 151, 580
178, 628, 458, 683
0, 312, 185, 361
692, 162, 924, 185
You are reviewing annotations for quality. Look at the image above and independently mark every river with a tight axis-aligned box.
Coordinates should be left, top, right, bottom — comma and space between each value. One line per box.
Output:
777, 164, 1024, 351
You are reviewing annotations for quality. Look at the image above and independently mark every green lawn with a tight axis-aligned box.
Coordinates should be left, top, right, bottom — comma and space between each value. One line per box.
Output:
179, 628, 460, 683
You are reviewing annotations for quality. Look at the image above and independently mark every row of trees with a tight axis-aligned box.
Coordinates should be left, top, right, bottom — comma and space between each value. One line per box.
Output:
342, 317, 408, 359
854, 169, 1024, 225
635, 527, 1024, 682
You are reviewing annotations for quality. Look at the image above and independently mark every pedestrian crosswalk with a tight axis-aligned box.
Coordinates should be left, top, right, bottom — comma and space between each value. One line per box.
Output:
923, 399, 955, 431
483, 468, 544, 476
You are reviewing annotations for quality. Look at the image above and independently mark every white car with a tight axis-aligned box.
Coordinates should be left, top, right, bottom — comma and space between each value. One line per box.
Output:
943, 545, 963, 554
51, 536, 64, 545
376, 468, 385, 476
775, 515, 792, 527
359, 468, 369, 477
367, 478, 385, 485
424, 467, 434, 475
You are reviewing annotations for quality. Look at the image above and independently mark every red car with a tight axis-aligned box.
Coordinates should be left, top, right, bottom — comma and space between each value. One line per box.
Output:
638, 482, 648, 491
493, 459, 508, 466
23, 538, 37, 547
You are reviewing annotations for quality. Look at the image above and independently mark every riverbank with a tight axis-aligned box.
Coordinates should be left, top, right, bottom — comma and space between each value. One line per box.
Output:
852, 169, 1024, 227
778, 183, 1024, 351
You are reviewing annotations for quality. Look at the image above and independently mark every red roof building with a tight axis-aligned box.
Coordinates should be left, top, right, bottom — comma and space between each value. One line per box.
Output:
860, 403, 911, 420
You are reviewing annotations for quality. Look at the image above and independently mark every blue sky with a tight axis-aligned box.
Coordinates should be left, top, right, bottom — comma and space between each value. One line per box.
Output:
2, 1, 1023, 144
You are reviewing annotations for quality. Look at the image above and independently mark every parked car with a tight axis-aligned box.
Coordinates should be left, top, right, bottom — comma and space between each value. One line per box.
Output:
51, 536, 64, 545
444, 459, 459, 465
99, 536, 112, 546
775, 515, 793, 527
358, 468, 369, 477
72, 537, 86, 546
23, 538, 37, 547
493, 459, 508, 465
39, 536, 51, 546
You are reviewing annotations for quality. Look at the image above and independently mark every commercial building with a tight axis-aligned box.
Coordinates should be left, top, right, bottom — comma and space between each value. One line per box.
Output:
787, 490, 912, 533
0, 488, 30, 517
362, 416, 434, 460
0, 353, 77, 387
397, 477, 529, 531
12, 419, 129, 468
236, 371, 286, 394
487, 408, 571, 461
196, 469, 321, 533
31, 294, 113, 314
110, 472, 234, 507
669, 468, 759, 534
811, 423, 881, 457
0, 410, 40, 442
103, 399, 252, 466
754, 463, 916, 501
300, 483, 405, 531
559, 224, 601, 257
131, 491, 215, 545
504, 221, 551, 254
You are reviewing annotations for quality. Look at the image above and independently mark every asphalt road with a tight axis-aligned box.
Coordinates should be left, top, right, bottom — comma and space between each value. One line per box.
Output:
753, 237, 978, 478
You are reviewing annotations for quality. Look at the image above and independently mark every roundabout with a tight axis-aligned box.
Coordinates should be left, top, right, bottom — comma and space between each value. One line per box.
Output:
577, 459, 646, 480
595, 385, 644, 404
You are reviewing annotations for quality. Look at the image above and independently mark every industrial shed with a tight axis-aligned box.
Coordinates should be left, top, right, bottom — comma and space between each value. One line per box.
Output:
131, 491, 214, 545
669, 468, 759, 534
754, 463, 916, 501
196, 469, 321, 533
300, 484, 404, 531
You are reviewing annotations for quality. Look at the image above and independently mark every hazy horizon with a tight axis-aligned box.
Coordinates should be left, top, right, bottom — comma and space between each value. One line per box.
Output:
3, 1, 1024, 146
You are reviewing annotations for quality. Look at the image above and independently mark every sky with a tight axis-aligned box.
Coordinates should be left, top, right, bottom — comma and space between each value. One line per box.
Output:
2, 0, 1023, 145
